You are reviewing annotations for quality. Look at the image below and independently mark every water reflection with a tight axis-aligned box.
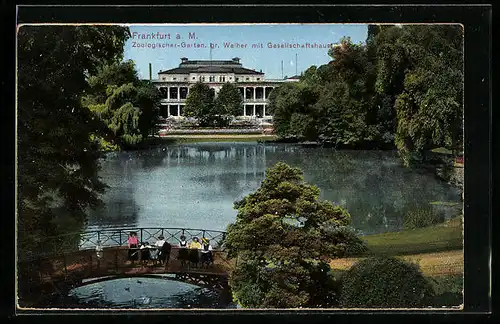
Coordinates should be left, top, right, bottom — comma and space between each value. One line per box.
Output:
66, 278, 234, 309
87, 143, 460, 235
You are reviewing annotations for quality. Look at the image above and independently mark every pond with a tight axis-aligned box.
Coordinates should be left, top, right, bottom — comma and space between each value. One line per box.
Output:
86, 142, 460, 235
68, 142, 460, 308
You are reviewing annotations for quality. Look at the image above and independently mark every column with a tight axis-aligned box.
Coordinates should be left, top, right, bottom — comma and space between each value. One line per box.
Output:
177, 87, 180, 100
253, 105, 256, 116
252, 87, 255, 100
177, 105, 180, 116
167, 87, 170, 100
263, 104, 266, 117
244, 87, 247, 100
167, 105, 170, 117
243, 105, 246, 117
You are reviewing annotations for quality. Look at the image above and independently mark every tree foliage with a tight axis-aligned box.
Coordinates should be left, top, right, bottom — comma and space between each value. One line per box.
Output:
225, 162, 367, 308
268, 25, 463, 164
82, 60, 160, 147
17, 25, 130, 252
214, 82, 243, 124
389, 25, 463, 165
184, 82, 243, 127
183, 82, 217, 126
267, 83, 319, 140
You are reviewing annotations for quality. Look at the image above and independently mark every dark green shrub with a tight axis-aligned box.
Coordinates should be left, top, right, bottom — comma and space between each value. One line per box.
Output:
428, 274, 463, 306
339, 256, 435, 308
404, 206, 444, 230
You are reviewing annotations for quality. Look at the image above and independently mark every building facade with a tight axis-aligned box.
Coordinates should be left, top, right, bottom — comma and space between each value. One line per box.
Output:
152, 57, 299, 119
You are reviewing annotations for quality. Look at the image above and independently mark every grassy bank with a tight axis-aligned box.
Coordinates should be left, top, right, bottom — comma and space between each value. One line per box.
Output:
329, 216, 463, 277
362, 216, 463, 256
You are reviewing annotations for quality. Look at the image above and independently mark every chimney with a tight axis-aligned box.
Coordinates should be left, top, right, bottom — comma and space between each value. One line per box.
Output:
232, 57, 240, 63
181, 57, 188, 63
149, 63, 152, 83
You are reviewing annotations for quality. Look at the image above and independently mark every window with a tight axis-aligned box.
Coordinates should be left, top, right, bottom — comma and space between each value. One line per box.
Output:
209, 76, 215, 82
202, 76, 206, 82
173, 77, 177, 81
162, 76, 166, 81
184, 77, 188, 81
193, 77, 196, 80
246, 77, 249, 81
257, 78, 260, 81
235, 77, 239, 82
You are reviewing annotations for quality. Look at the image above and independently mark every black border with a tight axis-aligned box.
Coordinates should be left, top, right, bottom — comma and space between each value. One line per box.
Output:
4, 3, 493, 323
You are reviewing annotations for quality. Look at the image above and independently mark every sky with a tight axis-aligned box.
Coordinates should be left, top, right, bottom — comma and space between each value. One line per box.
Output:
124, 24, 368, 80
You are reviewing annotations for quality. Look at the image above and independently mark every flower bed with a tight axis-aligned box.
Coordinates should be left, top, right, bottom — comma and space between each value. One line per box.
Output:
159, 128, 264, 135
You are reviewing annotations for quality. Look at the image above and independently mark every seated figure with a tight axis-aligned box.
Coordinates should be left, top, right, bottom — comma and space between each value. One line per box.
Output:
158, 240, 172, 267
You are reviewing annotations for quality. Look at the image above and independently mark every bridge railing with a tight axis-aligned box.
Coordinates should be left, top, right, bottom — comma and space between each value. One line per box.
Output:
17, 245, 233, 295
18, 227, 227, 262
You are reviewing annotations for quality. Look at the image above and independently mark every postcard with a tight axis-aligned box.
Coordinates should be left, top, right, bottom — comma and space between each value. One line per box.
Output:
16, 21, 465, 311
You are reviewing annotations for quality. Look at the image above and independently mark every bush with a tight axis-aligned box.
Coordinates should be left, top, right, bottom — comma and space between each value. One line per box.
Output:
339, 256, 434, 308
427, 274, 463, 307
404, 206, 444, 230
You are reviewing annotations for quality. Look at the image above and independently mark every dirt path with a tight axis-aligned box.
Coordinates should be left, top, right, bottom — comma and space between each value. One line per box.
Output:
329, 250, 463, 277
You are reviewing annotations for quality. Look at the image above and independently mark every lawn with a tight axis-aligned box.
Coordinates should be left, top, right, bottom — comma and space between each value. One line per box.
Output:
329, 216, 464, 277
362, 216, 463, 256
329, 250, 463, 277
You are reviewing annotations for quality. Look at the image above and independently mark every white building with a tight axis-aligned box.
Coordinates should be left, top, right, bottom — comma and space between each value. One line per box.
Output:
152, 57, 299, 119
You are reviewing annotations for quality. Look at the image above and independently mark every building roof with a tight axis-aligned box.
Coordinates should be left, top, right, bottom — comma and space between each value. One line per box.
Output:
158, 58, 264, 75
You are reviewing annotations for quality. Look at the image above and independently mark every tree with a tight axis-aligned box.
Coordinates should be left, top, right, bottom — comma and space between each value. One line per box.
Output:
301, 65, 321, 85
267, 83, 319, 140
214, 82, 243, 125
378, 25, 464, 165
183, 82, 216, 127
225, 162, 367, 308
17, 25, 130, 253
268, 25, 463, 161
82, 60, 160, 147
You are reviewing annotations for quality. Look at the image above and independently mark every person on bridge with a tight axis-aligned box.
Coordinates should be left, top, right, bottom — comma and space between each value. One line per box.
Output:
188, 237, 202, 268
127, 232, 139, 263
177, 235, 189, 267
200, 238, 213, 268
155, 235, 166, 249
139, 242, 153, 265
151, 235, 165, 263
158, 240, 172, 268
95, 240, 103, 260
179, 235, 188, 248
189, 237, 202, 250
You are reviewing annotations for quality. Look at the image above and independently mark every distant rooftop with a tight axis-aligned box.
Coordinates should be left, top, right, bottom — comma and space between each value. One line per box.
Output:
158, 57, 264, 75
